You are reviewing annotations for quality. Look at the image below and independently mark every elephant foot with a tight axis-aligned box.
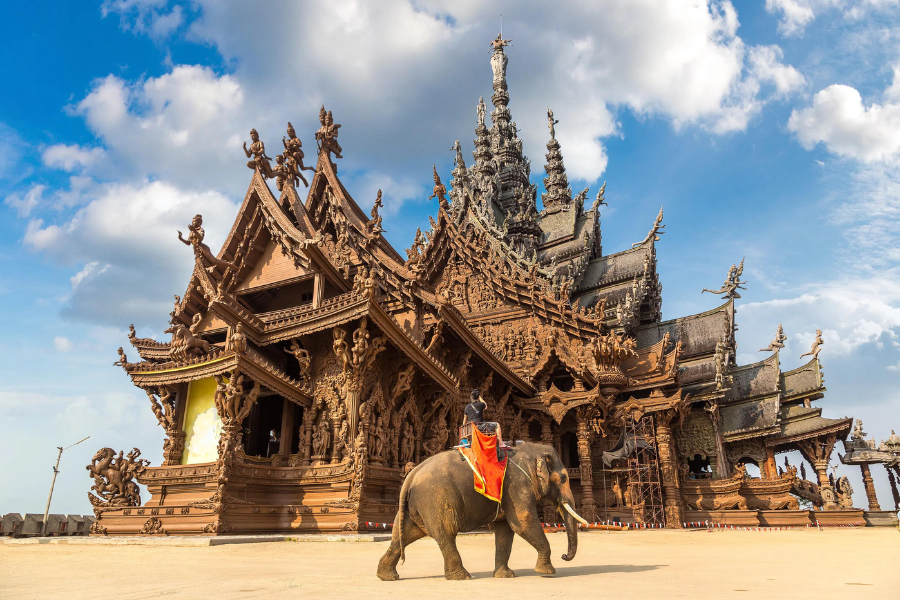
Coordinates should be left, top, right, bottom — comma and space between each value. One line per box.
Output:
377, 553, 400, 581
377, 569, 399, 581
445, 568, 472, 580
534, 561, 556, 576
493, 566, 516, 578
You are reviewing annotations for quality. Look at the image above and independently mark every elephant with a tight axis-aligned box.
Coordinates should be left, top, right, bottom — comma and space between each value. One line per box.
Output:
377, 441, 587, 581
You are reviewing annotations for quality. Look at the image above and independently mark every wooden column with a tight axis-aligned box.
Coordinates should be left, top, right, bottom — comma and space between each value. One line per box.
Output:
312, 272, 324, 308
859, 463, 881, 511
656, 412, 684, 529
575, 408, 596, 521
764, 445, 777, 480
887, 465, 900, 509
707, 401, 729, 478
796, 435, 838, 510
278, 400, 294, 457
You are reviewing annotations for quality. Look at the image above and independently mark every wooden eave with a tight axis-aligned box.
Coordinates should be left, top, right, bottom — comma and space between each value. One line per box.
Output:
437, 303, 536, 396
366, 301, 459, 392
765, 416, 853, 448
125, 348, 311, 407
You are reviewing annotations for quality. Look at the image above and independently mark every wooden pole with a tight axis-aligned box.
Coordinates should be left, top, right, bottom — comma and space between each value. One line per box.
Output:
42, 436, 90, 536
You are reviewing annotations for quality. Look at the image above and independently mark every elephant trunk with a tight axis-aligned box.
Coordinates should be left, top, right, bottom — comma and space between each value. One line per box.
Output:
559, 486, 578, 561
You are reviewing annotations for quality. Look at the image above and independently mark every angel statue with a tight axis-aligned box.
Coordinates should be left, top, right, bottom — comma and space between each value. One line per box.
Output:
547, 108, 559, 139
702, 258, 746, 299
799, 329, 824, 360
759, 324, 787, 353
243, 129, 275, 178
177, 214, 237, 272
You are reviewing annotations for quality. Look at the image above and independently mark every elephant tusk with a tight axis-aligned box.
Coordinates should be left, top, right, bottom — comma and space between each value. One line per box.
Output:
562, 502, 589, 526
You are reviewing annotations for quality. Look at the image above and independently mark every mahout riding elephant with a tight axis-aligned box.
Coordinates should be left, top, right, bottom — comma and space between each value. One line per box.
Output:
377, 441, 586, 580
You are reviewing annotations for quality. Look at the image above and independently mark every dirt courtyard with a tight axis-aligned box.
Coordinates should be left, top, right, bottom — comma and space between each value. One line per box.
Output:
1, 529, 896, 600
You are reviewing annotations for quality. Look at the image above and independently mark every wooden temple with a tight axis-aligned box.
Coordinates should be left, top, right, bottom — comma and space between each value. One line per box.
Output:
88, 38, 878, 536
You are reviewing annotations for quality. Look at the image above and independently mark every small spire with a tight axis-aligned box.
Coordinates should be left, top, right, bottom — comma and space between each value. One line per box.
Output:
542, 109, 571, 209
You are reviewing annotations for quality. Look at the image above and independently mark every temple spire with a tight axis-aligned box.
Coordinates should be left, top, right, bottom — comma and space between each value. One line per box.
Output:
542, 108, 571, 209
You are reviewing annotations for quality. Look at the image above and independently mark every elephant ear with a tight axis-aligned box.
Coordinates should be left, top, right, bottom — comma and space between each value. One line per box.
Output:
536, 454, 551, 497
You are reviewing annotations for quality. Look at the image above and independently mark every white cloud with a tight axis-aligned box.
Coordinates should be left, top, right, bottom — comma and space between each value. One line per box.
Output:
53, 336, 74, 352
4, 185, 44, 217
42, 144, 106, 172
766, 0, 899, 37
87, 0, 805, 187
23, 180, 237, 326
788, 79, 900, 161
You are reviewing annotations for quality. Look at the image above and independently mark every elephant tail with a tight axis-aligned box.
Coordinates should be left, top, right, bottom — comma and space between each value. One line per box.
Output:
398, 469, 413, 564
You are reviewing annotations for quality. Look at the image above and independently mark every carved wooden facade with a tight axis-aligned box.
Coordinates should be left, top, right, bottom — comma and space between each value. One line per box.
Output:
92, 40, 861, 535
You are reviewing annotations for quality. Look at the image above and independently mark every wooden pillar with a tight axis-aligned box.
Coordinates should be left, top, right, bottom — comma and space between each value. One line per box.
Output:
541, 420, 553, 445
705, 400, 729, 478
312, 272, 324, 308
887, 465, 900, 510
575, 408, 595, 521
764, 445, 777, 480
301, 412, 313, 467
278, 400, 294, 457
859, 463, 880, 511
656, 413, 684, 529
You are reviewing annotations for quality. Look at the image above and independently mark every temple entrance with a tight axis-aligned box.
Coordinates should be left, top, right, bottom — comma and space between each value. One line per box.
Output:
243, 394, 286, 458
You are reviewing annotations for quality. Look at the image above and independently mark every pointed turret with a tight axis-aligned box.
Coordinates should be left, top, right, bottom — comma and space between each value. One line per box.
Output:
542, 108, 572, 210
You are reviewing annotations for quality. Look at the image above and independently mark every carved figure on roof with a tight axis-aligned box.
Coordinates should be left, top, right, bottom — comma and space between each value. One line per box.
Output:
243, 129, 275, 178
799, 329, 824, 361
113, 347, 128, 368
365, 190, 384, 240
592, 182, 607, 211
633, 207, 665, 248
316, 106, 342, 161
189, 313, 203, 336
851, 419, 866, 441
283, 121, 314, 184
164, 322, 211, 361
429, 165, 449, 210
759, 324, 787, 353
225, 322, 248, 354
272, 154, 298, 191
702, 258, 746, 299
547, 108, 559, 140
489, 33, 512, 52
177, 214, 237, 273
476, 97, 486, 127
127, 324, 136, 339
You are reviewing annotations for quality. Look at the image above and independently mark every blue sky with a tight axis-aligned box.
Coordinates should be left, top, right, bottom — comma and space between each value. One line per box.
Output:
2, 0, 899, 514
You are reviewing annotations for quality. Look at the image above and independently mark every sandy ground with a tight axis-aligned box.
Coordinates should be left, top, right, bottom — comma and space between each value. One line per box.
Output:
1, 529, 897, 600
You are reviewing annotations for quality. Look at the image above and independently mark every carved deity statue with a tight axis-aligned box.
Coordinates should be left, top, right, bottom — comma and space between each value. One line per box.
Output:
177, 214, 237, 273
702, 258, 746, 299
400, 421, 415, 465
113, 347, 128, 368
225, 322, 248, 353
799, 329, 824, 361
547, 108, 559, 140
312, 418, 331, 457
759, 324, 787, 353
476, 96, 486, 127
429, 165, 449, 210
243, 129, 275, 178
86, 447, 149, 507
282, 121, 314, 185
365, 190, 385, 240
489, 33, 511, 84
315, 106, 342, 161
285, 338, 311, 379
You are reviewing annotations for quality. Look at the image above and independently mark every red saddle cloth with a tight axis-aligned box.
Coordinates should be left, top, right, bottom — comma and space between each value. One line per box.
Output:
456, 426, 508, 502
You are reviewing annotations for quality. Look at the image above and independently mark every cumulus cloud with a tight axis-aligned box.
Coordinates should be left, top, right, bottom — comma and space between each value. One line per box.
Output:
788, 80, 900, 161
42, 144, 106, 172
23, 180, 237, 326
90, 0, 804, 187
4, 185, 44, 217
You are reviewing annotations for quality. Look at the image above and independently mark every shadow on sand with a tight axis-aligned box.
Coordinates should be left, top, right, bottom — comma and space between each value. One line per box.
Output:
402, 564, 664, 581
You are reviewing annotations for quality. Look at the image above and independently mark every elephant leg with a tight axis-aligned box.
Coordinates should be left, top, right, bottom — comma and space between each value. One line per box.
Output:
377, 518, 426, 581
436, 533, 470, 580
492, 519, 516, 578
509, 515, 554, 575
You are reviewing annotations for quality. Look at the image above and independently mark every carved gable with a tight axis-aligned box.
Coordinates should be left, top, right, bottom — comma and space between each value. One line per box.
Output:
236, 238, 313, 292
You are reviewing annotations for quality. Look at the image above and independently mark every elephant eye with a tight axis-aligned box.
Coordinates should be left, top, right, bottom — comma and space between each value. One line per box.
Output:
559, 471, 568, 485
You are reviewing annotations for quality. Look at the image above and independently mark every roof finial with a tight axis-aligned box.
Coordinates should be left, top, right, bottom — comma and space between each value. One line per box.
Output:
759, 324, 787, 353
702, 258, 746, 299
547, 108, 558, 140
799, 329, 824, 360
